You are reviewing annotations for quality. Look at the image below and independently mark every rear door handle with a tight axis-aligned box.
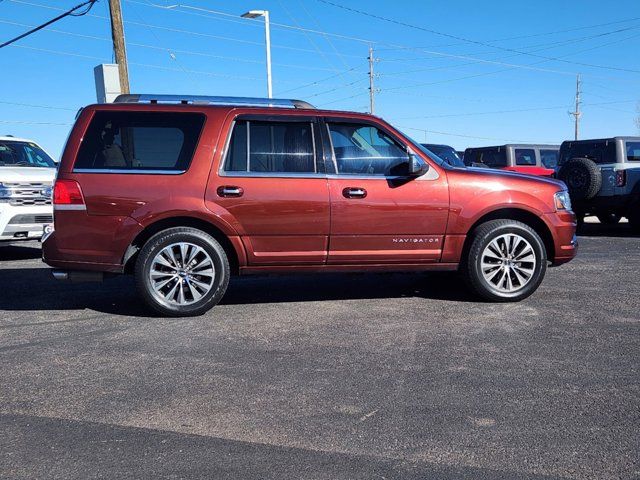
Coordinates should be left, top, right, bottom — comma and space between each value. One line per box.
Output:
217, 186, 244, 197
342, 187, 367, 199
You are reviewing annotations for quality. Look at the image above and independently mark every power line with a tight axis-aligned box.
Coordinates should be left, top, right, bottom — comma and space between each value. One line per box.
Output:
10, 0, 639, 83
0, 0, 97, 49
0, 100, 77, 111
7, 44, 302, 84
398, 126, 557, 144
392, 99, 637, 120
0, 19, 354, 73
317, 0, 640, 74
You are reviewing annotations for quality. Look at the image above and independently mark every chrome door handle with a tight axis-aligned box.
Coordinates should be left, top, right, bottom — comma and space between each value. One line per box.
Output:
217, 186, 244, 197
342, 187, 367, 199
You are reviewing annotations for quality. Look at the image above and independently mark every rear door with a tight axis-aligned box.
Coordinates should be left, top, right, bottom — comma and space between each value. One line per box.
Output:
322, 118, 449, 264
207, 114, 330, 265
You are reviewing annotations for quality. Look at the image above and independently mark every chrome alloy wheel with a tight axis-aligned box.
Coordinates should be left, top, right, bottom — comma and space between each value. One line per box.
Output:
149, 242, 215, 306
480, 233, 536, 293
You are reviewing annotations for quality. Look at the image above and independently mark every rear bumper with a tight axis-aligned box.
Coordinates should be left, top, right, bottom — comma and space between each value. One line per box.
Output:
543, 210, 578, 265
42, 230, 126, 273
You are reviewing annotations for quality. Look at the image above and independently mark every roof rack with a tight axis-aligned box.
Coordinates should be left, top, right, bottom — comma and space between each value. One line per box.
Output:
113, 94, 315, 109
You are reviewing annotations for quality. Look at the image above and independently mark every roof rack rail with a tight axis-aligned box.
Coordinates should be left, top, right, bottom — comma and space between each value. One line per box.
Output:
113, 94, 315, 109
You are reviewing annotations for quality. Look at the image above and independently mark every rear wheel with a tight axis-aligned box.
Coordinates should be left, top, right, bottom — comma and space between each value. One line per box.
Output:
597, 213, 621, 225
135, 227, 230, 317
462, 220, 547, 302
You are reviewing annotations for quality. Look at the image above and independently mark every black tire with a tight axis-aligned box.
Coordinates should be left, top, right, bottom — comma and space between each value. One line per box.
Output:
597, 213, 621, 225
629, 210, 640, 234
462, 219, 547, 302
135, 227, 230, 317
558, 157, 601, 200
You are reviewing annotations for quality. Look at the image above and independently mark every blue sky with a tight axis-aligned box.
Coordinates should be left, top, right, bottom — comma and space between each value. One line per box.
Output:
1, 0, 639, 157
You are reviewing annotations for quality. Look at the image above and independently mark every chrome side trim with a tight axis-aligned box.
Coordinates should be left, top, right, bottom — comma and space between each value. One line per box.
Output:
54, 204, 87, 211
72, 169, 186, 175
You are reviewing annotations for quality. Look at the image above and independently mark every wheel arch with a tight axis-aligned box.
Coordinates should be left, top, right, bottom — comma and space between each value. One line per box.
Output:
123, 216, 244, 275
461, 208, 555, 263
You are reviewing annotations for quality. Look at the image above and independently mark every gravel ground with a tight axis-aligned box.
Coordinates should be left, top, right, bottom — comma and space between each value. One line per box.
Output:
0, 222, 638, 479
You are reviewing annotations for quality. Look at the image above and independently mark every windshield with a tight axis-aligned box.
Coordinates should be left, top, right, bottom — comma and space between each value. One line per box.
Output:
421, 144, 465, 167
0, 141, 56, 167
0, 140, 56, 168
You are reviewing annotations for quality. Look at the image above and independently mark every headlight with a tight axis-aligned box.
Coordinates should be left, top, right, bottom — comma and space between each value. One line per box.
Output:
554, 190, 572, 211
0, 184, 12, 199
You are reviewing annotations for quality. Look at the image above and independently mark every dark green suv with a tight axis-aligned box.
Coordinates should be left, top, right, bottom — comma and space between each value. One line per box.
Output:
557, 137, 640, 230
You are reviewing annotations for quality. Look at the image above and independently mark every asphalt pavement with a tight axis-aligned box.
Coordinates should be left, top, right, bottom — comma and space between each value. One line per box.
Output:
0, 222, 638, 479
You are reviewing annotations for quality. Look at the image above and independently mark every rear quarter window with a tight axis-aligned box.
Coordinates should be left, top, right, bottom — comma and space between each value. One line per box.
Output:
514, 148, 536, 166
626, 141, 640, 161
74, 111, 205, 172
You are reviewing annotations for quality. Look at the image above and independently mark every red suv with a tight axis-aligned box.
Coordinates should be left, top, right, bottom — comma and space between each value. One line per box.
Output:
43, 95, 577, 316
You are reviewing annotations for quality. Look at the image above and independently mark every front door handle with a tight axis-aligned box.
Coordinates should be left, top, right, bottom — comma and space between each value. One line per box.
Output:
342, 187, 367, 199
217, 186, 244, 198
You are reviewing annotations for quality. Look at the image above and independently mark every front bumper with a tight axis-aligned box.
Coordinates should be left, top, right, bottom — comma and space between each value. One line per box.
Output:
0, 204, 53, 242
543, 210, 578, 265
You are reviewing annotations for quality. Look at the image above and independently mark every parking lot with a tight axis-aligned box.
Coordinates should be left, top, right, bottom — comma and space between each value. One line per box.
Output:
0, 222, 638, 480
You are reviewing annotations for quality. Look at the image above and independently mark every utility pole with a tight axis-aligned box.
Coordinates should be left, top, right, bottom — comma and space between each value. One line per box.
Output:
569, 73, 581, 141
108, 0, 130, 94
368, 46, 375, 114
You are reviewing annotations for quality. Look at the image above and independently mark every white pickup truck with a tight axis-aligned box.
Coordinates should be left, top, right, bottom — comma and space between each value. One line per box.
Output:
0, 136, 56, 243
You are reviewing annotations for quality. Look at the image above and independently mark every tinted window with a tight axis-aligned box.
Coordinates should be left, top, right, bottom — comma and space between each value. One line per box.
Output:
0, 141, 56, 168
473, 149, 507, 168
514, 148, 536, 166
540, 149, 558, 169
626, 141, 640, 161
224, 120, 315, 173
328, 123, 408, 175
75, 111, 204, 171
559, 141, 617, 165
422, 144, 464, 167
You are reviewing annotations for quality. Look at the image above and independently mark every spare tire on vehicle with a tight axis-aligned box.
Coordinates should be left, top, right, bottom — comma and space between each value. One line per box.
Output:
558, 157, 601, 200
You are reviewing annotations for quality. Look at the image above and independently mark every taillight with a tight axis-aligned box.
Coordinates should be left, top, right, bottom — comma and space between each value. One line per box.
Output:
53, 179, 85, 208
615, 170, 626, 187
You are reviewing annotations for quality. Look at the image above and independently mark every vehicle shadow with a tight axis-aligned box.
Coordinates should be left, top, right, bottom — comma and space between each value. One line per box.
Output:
0, 243, 42, 261
578, 221, 639, 238
0, 268, 476, 317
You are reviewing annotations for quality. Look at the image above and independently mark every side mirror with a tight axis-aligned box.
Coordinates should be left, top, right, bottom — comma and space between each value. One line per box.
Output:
407, 148, 429, 177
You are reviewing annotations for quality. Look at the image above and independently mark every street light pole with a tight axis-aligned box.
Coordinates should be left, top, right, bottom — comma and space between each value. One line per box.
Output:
241, 10, 272, 98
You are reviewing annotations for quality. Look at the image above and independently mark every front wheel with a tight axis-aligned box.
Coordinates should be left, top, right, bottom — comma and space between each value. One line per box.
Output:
135, 227, 230, 317
462, 220, 547, 302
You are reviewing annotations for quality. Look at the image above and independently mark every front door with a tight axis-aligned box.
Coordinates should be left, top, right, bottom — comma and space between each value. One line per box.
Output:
207, 115, 330, 265
323, 120, 449, 264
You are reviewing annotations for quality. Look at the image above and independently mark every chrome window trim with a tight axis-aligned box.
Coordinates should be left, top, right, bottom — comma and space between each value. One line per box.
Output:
72, 168, 186, 175
219, 117, 319, 177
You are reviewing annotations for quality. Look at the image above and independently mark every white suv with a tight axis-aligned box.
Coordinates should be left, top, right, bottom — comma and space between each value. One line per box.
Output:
0, 136, 56, 243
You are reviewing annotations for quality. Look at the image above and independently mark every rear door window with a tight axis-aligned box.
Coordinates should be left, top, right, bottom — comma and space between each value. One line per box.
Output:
74, 111, 205, 172
223, 120, 316, 174
540, 149, 559, 169
514, 148, 536, 166
625, 141, 640, 161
